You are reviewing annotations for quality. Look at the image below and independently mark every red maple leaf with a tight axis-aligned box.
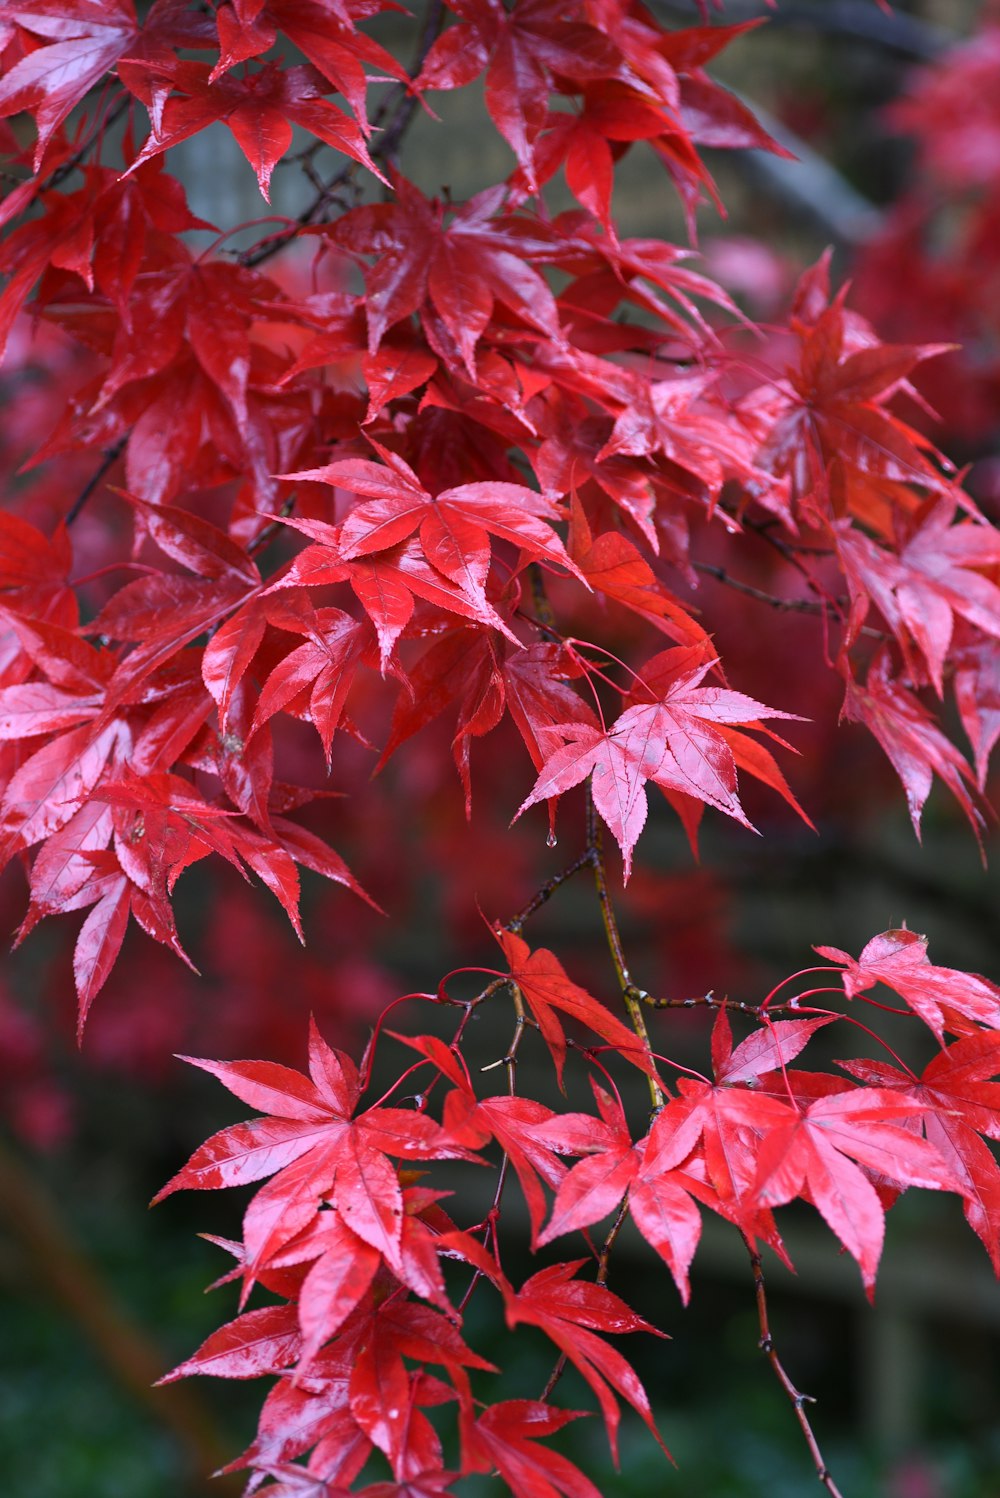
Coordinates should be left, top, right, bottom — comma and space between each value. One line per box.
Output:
277, 442, 581, 654
503, 1259, 667, 1462
0, 1, 211, 166
156, 1021, 475, 1293
817, 927, 1000, 1042
516, 644, 801, 874
839, 1031, 1000, 1269
330, 180, 561, 369
842, 649, 984, 838
836, 499, 1000, 697
753, 1086, 966, 1292
494, 926, 657, 1085
120, 58, 386, 201
464, 1400, 603, 1498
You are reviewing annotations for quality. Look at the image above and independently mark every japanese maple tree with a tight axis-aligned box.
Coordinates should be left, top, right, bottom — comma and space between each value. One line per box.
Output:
2, 2, 1000, 1494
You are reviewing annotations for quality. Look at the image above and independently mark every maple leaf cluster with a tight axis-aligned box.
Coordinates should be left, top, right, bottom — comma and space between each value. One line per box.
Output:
2, 0, 1000, 1492
156, 923, 1000, 1494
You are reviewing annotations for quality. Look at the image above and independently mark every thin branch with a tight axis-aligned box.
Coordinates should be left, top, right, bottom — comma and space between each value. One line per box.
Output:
732, 90, 885, 248
240, 0, 445, 269
506, 851, 592, 933
743, 1233, 845, 1498
527, 561, 557, 631
247, 496, 295, 557
693, 560, 828, 615
65, 439, 126, 525
457, 983, 528, 1313
692, 558, 890, 640
585, 784, 665, 1111
372, 0, 445, 171
48, 94, 131, 192
595, 1196, 630, 1287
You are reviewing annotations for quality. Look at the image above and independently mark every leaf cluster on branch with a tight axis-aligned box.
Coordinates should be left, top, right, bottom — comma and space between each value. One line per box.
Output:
1, 1, 1000, 1492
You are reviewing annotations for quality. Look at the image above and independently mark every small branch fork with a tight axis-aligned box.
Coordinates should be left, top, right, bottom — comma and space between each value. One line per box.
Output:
693, 558, 888, 641
744, 1235, 845, 1498
241, 0, 445, 269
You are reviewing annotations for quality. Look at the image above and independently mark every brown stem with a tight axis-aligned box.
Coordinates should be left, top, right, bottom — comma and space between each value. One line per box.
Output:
693, 559, 887, 641
506, 851, 591, 933
641, 992, 801, 1018
527, 561, 557, 630
373, 0, 444, 170
743, 1233, 845, 1497
692, 560, 831, 616
538, 1349, 569, 1402
0, 1135, 239, 1493
595, 1196, 630, 1287
247, 495, 295, 557
585, 785, 665, 1110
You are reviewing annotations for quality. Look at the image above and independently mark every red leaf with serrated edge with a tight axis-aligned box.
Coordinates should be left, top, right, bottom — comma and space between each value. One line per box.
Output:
517, 646, 799, 874
73, 874, 130, 1038
161, 1303, 301, 1382
156, 1030, 470, 1298
494, 927, 657, 1086
505, 1261, 667, 1463
234, 826, 303, 940
121, 60, 387, 201
567, 510, 708, 646
363, 343, 438, 424
629, 1167, 704, 1306
329, 180, 560, 363
178, 1055, 333, 1123
296, 1218, 383, 1368
154, 1114, 332, 1200
837, 500, 1000, 699
251, 609, 366, 759
0, 718, 130, 868
753, 1088, 967, 1293
0, 683, 101, 740
474, 1094, 565, 1246
272, 816, 381, 913
817, 928, 1000, 1042
838, 1032, 1000, 1269
329, 1128, 404, 1265
0, 4, 139, 167
465, 1401, 603, 1498
201, 591, 269, 727
9, 4, 1000, 1494
308, 1015, 360, 1117
388, 1033, 472, 1095
842, 650, 984, 838
649, 1080, 791, 1259
284, 455, 582, 596
502, 642, 598, 772
513, 721, 648, 877
535, 1083, 636, 1245
716, 1016, 836, 1086
122, 491, 260, 585
953, 629, 1000, 789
